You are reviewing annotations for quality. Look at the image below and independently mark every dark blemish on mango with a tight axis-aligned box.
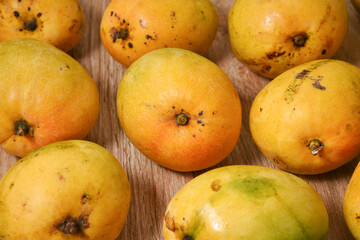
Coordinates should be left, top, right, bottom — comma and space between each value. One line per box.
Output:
56, 216, 86, 234
122, 19, 126, 23
197, 120, 202, 124
9, 182, 14, 190
171, 11, 176, 17
110, 27, 129, 43
13, 11, 20, 17
24, 18, 38, 31
312, 80, 326, 90
183, 235, 193, 240
260, 107, 263, 112
172, 106, 175, 109
321, 49, 326, 55
192, 134, 196, 138
128, 42, 133, 48
37, 13, 42, 17
34, 153, 39, 157
58, 173, 65, 181
164, 212, 176, 232
78, 214, 90, 230
188, 42, 193, 45
114, 12, 120, 20
211, 180, 221, 191
110, 11, 113, 16
69, 19, 79, 31
292, 33, 308, 47
81, 194, 89, 205
146, 34, 153, 40
28, 7, 31, 11
272, 156, 289, 170
308, 75, 326, 90
262, 65, 271, 73
295, 69, 310, 79
267, 51, 286, 59
199, 111, 203, 116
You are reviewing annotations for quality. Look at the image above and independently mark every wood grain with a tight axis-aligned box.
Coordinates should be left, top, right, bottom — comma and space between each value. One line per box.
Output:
1, 0, 360, 239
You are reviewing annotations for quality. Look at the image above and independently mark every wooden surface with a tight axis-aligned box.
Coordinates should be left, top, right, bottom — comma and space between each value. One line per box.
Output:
1, 0, 360, 239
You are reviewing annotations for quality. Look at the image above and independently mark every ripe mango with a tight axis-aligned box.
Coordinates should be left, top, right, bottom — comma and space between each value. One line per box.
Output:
100, 0, 219, 67
0, 140, 131, 239
250, 59, 360, 174
228, 0, 348, 79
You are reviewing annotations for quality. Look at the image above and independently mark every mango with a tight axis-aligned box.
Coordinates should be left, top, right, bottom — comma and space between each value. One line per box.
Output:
116, 48, 242, 172
0, 140, 131, 239
0, 0, 85, 52
100, 0, 219, 67
228, 0, 348, 79
163, 165, 329, 240
249, 59, 360, 174
0, 38, 99, 157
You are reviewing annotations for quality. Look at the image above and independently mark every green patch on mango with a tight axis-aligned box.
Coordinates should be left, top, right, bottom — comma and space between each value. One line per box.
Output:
227, 176, 278, 199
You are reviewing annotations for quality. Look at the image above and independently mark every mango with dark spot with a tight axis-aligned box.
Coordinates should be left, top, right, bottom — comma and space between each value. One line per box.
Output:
228, 0, 348, 79
116, 48, 242, 171
0, 38, 100, 157
250, 59, 360, 174
163, 165, 329, 239
100, 0, 219, 67
0, 0, 85, 52
0, 140, 131, 239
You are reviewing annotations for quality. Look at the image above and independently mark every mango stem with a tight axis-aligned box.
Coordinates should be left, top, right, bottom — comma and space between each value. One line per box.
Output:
175, 112, 189, 126
15, 120, 32, 136
308, 139, 324, 156
292, 33, 308, 47
56, 216, 81, 234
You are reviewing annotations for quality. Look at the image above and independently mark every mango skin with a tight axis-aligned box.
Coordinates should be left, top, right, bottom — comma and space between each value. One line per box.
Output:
249, 59, 360, 174
163, 165, 329, 240
228, 0, 348, 79
0, 140, 131, 240
0, 38, 100, 157
100, 0, 219, 67
116, 48, 242, 172
344, 161, 360, 239
0, 0, 85, 52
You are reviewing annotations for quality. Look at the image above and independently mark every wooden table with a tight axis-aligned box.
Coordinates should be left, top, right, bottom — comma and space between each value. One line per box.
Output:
1, 0, 360, 239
